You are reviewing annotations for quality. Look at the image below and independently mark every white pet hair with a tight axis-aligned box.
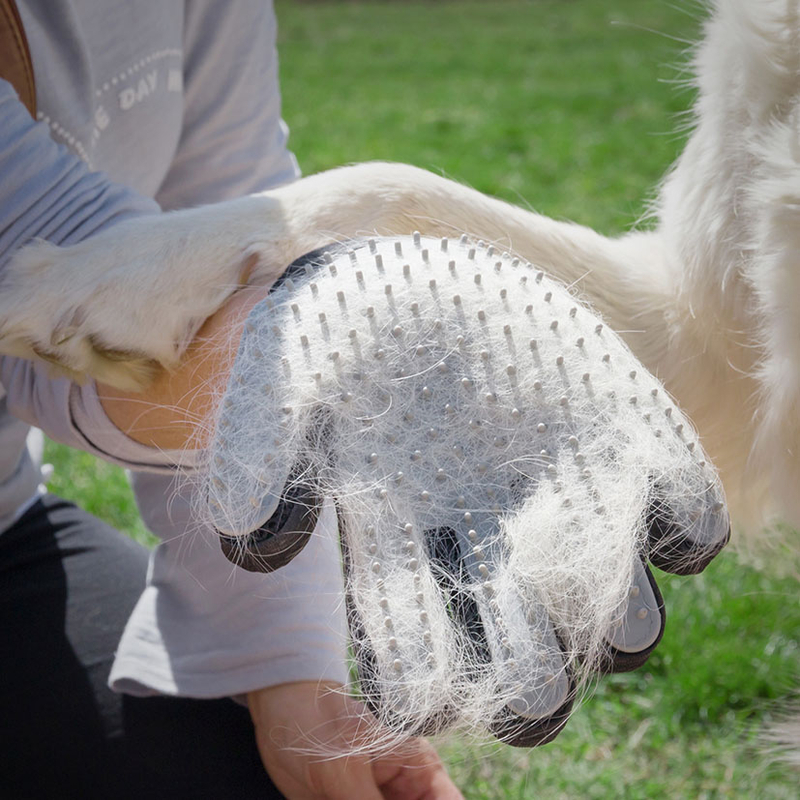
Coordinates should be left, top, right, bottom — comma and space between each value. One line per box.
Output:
196, 235, 728, 749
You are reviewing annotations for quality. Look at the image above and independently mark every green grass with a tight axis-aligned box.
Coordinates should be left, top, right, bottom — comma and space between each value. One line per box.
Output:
43, 1, 799, 796
277, 0, 697, 234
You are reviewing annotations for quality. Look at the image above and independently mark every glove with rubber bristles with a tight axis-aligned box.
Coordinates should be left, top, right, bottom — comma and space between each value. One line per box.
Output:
197, 234, 729, 748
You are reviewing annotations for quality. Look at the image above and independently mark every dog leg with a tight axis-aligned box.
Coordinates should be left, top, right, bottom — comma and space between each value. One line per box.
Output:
0, 163, 673, 394
0, 194, 293, 389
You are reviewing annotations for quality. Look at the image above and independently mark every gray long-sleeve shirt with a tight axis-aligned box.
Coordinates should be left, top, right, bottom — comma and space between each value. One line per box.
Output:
0, 0, 349, 696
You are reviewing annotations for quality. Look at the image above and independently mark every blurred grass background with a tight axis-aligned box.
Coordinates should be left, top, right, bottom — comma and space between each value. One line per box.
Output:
44, 1, 799, 797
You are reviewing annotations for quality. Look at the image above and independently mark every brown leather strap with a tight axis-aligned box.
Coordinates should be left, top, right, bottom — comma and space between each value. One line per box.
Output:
0, 0, 36, 118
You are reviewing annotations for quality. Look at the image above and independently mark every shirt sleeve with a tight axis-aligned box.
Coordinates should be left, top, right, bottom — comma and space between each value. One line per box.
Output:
0, 80, 160, 267
154, 0, 300, 210
109, 473, 349, 697
2, 0, 301, 469
0, 79, 174, 467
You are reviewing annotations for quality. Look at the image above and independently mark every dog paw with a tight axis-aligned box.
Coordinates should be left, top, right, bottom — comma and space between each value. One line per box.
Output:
0, 239, 168, 389
0, 202, 274, 389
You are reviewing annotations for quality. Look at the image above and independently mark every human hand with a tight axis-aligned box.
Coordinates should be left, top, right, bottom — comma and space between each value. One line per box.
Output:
248, 682, 463, 800
203, 235, 730, 747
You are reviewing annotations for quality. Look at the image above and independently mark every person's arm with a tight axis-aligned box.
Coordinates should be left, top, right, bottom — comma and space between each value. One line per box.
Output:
0, 81, 160, 262
0, 78, 182, 470
0, 0, 299, 461
108, 472, 350, 698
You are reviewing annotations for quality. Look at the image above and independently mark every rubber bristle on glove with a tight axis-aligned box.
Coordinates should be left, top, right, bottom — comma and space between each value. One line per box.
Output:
196, 234, 729, 749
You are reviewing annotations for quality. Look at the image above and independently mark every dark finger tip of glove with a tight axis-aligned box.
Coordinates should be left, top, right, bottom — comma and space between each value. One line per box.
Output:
646, 498, 730, 576
217, 481, 321, 573
489, 679, 575, 748
600, 562, 666, 674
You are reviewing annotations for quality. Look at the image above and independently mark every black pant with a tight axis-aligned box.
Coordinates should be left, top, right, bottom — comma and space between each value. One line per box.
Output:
0, 495, 284, 800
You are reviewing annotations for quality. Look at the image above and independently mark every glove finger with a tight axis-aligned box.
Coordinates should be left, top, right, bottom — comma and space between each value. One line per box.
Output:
628, 380, 730, 575
337, 504, 459, 737
204, 325, 298, 536
428, 516, 574, 748
218, 463, 321, 573
646, 480, 730, 575
205, 249, 335, 549
600, 558, 665, 673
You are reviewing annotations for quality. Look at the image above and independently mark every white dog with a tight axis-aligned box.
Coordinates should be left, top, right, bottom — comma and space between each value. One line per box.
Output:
0, 0, 797, 747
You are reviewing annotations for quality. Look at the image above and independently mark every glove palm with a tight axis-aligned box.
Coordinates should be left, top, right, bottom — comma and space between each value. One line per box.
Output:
200, 235, 729, 747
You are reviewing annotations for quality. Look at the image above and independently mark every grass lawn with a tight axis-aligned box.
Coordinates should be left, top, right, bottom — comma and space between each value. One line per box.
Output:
44, 1, 799, 797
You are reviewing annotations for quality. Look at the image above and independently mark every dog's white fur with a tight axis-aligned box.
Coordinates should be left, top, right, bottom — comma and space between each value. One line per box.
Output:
0, 0, 796, 748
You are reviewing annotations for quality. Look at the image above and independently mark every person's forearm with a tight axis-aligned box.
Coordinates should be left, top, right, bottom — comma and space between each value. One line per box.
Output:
98, 284, 269, 450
